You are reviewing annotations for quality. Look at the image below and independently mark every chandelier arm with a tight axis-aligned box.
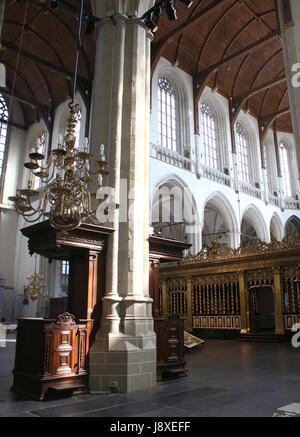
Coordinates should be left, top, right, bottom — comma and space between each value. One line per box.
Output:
34, 155, 53, 172
20, 211, 45, 223
38, 167, 56, 185
25, 194, 46, 214
25, 185, 50, 214
17, 207, 43, 218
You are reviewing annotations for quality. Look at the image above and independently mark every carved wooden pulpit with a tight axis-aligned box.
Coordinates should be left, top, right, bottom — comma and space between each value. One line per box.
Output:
21, 220, 114, 338
12, 221, 113, 399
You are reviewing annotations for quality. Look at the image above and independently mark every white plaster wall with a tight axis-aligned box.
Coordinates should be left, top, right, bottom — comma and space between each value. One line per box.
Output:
150, 57, 300, 253
0, 101, 28, 321
1, 94, 88, 320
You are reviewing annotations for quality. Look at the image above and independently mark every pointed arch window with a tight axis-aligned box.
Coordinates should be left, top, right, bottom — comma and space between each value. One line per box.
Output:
158, 77, 177, 151
280, 142, 292, 197
201, 103, 218, 169
0, 95, 8, 185
236, 122, 250, 184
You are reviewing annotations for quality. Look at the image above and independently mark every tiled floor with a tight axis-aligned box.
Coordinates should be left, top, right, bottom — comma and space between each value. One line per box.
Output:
1, 336, 300, 417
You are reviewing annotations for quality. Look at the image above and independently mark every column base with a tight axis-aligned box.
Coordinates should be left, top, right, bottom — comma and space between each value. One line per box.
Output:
89, 332, 156, 394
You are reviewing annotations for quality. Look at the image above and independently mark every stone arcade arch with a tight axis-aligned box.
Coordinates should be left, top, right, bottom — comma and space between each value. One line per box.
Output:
241, 205, 269, 247
202, 192, 239, 249
270, 213, 284, 241
151, 175, 200, 254
285, 215, 300, 238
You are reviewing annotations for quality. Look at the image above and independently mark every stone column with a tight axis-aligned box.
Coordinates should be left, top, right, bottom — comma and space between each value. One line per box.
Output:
277, 1, 300, 178
232, 152, 240, 193
194, 133, 203, 179
89, 0, 156, 394
262, 167, 269, 204
273, 267, 285, 335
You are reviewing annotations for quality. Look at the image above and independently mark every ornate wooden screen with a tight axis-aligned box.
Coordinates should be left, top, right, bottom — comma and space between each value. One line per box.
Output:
167, 278, 187, 316
192, 273, 241, 330
282, 265, 300, 329
160, 239, 300, 335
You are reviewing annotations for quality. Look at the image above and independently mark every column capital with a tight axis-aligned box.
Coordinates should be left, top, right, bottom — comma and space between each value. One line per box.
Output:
92, 0, 155, 19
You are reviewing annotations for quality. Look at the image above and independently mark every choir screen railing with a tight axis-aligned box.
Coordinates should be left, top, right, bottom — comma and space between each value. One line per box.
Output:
168, 278, 187, 316
161, 269, 300, 332
164, 273, 241, 330
282, 265, 300, 330
192, 273, 241, 330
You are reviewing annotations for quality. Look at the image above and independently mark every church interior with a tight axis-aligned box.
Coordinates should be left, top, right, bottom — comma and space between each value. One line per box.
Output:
1, 0, 300, 418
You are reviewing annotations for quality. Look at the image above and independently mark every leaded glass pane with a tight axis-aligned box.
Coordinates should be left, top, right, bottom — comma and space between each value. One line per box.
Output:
158, 77, 177, 151
235, 122, 250, 183
201, 103, 218, 169
280, 143, 292, 197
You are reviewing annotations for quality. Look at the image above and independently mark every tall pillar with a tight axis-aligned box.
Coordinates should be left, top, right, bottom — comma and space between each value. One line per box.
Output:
232, 152, 240, 193
89, 1, 156, 394
194, 133, 203, 179
277, 1, 300, 178
262, 167, 269, 204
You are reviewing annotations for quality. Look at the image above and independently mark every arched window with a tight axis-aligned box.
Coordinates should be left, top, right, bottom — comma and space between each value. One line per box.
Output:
236, 122, 250, 183
201, 103, 218, 169
279, 142, 292, 197
158, 77, 177, 151
0, 95, 8, 184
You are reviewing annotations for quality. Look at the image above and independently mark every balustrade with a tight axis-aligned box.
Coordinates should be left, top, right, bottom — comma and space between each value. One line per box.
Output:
151, 143, 195, 172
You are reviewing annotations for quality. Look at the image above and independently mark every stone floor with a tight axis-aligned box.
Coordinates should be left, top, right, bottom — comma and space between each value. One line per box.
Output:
1, 336, 300, 417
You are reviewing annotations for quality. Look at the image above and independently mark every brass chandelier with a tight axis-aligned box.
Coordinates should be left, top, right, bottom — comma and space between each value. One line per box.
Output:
23, 255, 44, 305
9, 111, 108, 231
9, 0, 108, 232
